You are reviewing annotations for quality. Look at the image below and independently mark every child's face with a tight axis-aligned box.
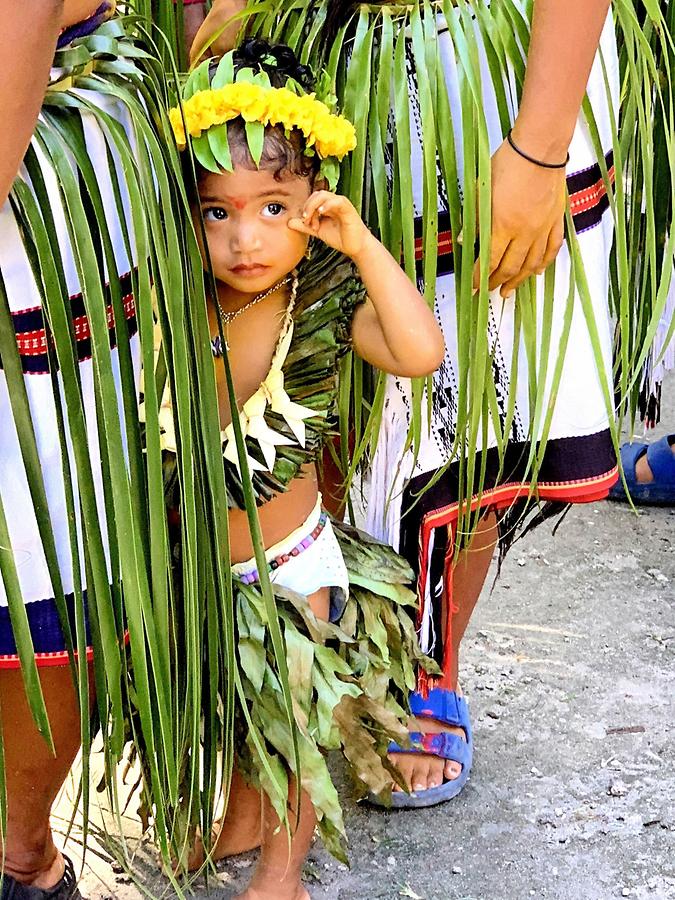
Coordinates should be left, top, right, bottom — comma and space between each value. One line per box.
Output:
196, 166, 311, 295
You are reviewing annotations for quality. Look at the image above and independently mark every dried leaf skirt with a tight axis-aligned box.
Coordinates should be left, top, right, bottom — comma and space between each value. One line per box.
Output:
362, 12, 620, 684
231, 519, 435, 861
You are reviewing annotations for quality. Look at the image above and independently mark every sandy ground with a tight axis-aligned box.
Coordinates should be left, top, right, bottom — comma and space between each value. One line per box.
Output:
55, 399, 675, 900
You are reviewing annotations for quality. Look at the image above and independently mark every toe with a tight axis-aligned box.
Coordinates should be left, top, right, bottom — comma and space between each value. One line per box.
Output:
426, 757, 446, 789
410, 756, 433, 793
389, 754, 414, 792
444, 759, 462, 781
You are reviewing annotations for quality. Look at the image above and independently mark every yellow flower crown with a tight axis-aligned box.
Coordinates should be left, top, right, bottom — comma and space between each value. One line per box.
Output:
170, 82, 356, 161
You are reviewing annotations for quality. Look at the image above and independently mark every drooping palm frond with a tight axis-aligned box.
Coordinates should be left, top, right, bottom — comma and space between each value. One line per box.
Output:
0, 12, 245, 884
612, 0, 675, 419
245, 0, 675, 542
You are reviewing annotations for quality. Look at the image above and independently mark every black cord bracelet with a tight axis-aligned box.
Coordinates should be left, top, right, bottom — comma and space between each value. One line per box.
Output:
507, 130, 570, 170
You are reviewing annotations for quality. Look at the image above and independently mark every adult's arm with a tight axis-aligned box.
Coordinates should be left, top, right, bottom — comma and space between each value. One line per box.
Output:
0, 0, 64, 206
478, 0, 612, 297
182, 0, 206, 59
189, 0, 247, 64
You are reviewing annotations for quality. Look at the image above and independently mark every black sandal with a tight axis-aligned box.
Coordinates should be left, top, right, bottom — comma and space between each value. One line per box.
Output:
1, 855, 82, 899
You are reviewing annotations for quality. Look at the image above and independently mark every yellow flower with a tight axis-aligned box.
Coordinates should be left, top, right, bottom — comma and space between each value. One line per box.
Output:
168, 82, 357, 160
169, 107, 186, 150
226, 83, 270, 123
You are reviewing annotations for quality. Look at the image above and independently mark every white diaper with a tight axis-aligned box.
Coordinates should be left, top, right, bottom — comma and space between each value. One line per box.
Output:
231, 496, 349, 622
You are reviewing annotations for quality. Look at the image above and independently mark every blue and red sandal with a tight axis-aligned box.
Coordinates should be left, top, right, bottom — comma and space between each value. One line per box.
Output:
370, 688, 473, 809
608, 434, 675, 505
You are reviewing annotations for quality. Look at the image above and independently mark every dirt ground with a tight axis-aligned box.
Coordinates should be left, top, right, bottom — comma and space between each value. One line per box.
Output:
56, 397, 675, 900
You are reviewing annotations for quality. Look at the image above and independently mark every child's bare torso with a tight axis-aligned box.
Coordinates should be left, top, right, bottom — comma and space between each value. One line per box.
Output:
208, 292, 319, 563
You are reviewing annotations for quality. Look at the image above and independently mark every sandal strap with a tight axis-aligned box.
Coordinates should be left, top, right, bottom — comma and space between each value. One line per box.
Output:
619, 440, 649, 479
389, 731, 472, 768
409, 688, 471, 737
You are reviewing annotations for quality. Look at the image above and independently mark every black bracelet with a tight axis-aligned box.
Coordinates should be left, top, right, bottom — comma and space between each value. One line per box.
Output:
507, 130, 570, 170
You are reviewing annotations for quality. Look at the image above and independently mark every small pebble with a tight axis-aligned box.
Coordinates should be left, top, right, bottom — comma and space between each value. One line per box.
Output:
608, 778, 629, 797
387, 856, 396, 867
452, 865, 462, 875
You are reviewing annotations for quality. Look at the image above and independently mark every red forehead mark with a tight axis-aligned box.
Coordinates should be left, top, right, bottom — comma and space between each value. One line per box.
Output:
225, 197, 247, 211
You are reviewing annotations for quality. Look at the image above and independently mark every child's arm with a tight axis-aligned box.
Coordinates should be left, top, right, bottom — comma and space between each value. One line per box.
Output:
289, 191, 444, 377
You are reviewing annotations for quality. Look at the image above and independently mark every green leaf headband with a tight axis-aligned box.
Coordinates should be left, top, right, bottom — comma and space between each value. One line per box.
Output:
169, 53, 357, 189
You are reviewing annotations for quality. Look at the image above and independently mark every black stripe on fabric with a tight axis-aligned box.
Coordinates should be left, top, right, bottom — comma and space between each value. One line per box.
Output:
398, 428, 616, 570
566, 151, 614, 197
572, 193, 611, 234
0, 590, 91, 655
9, 315, 138, 375
10, 271, 135, 334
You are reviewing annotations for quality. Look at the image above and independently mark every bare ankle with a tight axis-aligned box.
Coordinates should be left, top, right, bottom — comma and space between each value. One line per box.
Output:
241, 863, 308, 900
3, 846, 63, 889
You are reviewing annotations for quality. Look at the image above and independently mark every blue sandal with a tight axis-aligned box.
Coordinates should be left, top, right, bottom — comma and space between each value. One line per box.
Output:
371, 688, 473, 809
608, 434, 675, 505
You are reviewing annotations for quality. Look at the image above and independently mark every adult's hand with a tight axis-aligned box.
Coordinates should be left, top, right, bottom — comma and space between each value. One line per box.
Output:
474, 134, 567, 299
189, 0, 247, 64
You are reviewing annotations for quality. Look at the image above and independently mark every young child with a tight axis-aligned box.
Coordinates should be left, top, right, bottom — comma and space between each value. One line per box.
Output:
169, 40, 444, 900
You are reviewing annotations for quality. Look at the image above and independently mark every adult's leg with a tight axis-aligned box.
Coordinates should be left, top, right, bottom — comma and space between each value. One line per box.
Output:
0, 663, 91, 889
390, 512, 498, 793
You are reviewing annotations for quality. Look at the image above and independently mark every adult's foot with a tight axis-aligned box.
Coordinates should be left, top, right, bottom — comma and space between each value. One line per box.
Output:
2, 853, 82, 898
390, 687, 467, 794
634, 435, 675, 483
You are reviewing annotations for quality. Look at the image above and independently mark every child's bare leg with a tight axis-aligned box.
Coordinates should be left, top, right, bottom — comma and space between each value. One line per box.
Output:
185, 769, 262, 870
237, 586, 329, 900
391, 513, 498, 793
235, 782, 314, 900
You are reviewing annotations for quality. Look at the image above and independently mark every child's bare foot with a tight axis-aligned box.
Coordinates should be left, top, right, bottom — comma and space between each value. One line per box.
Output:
389, 687, 467, 794
235, 889, 309, 900
235, 866, 310, 900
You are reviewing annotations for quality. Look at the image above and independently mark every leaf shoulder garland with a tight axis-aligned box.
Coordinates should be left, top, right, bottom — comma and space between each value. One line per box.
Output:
158, 247, 366, 509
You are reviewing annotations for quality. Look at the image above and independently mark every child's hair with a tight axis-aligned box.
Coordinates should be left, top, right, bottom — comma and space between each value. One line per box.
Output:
196, 39, 322, 185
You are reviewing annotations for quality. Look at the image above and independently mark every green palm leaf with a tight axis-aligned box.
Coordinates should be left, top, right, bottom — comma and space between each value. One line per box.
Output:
248, 0, 675, 544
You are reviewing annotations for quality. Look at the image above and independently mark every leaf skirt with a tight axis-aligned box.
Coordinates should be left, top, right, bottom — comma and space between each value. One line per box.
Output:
232, 518, 436, 861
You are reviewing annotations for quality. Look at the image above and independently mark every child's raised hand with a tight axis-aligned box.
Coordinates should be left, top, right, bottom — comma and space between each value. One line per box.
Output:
288, 191, 375, 261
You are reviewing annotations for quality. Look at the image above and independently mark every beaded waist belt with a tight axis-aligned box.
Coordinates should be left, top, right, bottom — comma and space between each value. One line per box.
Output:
234, 512, 329, 586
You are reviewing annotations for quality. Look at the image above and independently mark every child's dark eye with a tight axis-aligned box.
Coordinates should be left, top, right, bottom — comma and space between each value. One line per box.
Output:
263, 202, 286, 218
204, 206, 227, 222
